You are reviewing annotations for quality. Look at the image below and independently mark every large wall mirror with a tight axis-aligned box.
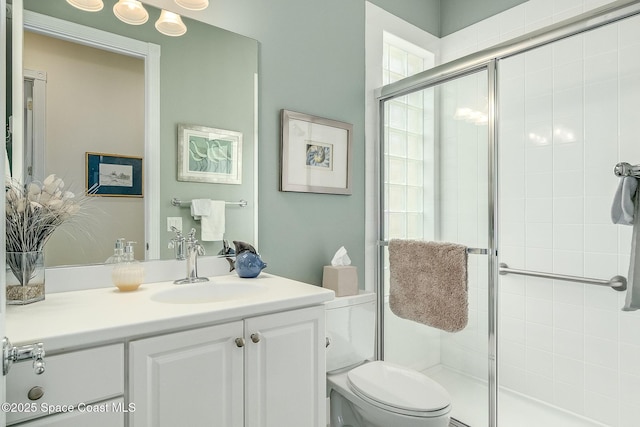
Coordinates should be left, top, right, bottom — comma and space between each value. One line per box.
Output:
8, 0, 258, 268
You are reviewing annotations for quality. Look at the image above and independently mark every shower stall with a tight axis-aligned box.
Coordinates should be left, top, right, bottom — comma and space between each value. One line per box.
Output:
376, 1, 640, 426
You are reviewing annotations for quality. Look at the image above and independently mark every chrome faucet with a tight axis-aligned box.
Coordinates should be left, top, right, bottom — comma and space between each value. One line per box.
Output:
170, 228, 209, 284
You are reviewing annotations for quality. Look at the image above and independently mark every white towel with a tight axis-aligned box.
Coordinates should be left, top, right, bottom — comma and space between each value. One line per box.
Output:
611, 177, 638, 225
623, 186, 640, 311
190, 199, 225, 241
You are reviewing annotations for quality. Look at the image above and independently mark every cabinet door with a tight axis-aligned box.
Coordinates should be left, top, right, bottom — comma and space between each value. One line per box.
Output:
129, 322, 244, 427
244, 306, 325, 427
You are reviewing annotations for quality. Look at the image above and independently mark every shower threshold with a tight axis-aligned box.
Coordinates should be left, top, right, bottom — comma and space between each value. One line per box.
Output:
425, 365, 606, 427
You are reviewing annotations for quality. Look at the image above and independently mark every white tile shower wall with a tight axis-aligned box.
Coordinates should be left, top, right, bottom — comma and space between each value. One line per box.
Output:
438, 1, 640, 426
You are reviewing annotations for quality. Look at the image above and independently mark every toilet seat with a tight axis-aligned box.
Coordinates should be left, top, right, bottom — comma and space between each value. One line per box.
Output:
346, 361, 451, 418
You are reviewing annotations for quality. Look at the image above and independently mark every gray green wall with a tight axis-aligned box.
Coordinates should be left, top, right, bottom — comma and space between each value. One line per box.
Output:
367, 0, 528, 37
368, 0, 440, 36
440, 0, 528, 36
210, 0, 367, 287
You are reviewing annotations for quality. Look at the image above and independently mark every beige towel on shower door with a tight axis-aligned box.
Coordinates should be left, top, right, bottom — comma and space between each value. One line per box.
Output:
389, 239, 468, 332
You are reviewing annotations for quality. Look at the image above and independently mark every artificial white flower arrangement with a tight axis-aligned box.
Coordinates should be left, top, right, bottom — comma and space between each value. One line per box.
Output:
5, 174, 88, 303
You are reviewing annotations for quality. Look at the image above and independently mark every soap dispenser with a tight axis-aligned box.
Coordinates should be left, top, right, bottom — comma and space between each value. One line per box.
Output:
112, 241, 144, 292
105, 238, 126, 264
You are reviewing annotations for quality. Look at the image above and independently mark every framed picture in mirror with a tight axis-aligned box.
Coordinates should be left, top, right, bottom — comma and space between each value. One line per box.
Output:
280, 109, 352, 195
177, 124, 243, 185
86, 152, 144, 197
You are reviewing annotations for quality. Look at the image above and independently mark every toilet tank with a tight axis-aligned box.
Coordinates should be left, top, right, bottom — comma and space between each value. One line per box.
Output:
325, 292, 376, 372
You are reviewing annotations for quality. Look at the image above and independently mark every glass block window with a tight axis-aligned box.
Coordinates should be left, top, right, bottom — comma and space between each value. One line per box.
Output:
382, 32, 435, 242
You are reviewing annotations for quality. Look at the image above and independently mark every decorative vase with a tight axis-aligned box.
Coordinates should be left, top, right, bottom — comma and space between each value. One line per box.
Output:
6, 251, 45, 305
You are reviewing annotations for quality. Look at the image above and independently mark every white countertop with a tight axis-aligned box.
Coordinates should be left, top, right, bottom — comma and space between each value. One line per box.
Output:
6, 273, 334, 352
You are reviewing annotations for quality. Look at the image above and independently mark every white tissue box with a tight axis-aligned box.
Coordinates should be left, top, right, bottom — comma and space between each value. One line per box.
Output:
322, 266, 358, 296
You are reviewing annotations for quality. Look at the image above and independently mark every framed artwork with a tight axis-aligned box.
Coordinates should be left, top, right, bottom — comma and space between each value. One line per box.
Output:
86, 152, 143, 197
177, 124, 243, 185
280, 109, 353, 195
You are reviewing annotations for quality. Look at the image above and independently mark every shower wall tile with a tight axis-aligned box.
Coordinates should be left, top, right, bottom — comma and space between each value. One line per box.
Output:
553, 301, 584, 333
584, 23, 618, 56
584, 335, 618, 367
619, 343, 640, 376
584, 224, 618, 254
526, 277, 553, 300
554, 354, 585, 387
554, 329, 584, 360
584, 391, 619, 427
553, 281, 585, 306
585, 285, 619, 311
526, 223, 553, 249
502, 317, 526, 344
585, 363, 618, 398
619, 314, 640, 346
584, 307, 618, 339
527, 322, 554, 352
526, 372, 554, 402
500, 363, 528, 393
552, 225, 584, 252
526, 297, 554, 325
553, 381, 585, 415
620, 374, 640, 408
525, 247, 553, 271
552, 251, 584, 276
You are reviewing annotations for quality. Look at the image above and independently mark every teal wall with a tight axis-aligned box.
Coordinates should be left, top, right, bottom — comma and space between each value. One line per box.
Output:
212, 0, 368, 287
440, 0, 528, 36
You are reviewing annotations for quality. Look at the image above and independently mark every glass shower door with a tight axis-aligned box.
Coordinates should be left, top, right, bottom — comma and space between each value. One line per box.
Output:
379, 67, 492, 427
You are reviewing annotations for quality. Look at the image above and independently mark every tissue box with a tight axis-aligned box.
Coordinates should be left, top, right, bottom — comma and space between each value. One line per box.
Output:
322, 266, 358, 296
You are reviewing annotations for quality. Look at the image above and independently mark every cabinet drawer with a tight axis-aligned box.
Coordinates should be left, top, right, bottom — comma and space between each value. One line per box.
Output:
7, 344, 124, 425
13, 398, 125, 427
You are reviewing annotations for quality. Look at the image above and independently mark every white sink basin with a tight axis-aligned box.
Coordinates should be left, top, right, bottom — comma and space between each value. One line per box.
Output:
151, 281, 267, 304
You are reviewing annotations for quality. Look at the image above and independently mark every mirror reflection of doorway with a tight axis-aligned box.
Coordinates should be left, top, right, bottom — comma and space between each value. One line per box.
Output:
22, 30, 146, 266
22, 68, 46, 184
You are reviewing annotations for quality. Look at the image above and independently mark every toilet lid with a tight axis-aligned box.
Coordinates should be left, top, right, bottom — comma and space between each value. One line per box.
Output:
347, 361, 450, 413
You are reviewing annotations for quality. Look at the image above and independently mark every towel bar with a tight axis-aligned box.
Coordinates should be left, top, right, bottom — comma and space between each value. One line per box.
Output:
377, 241, 488, 255
614, 162, 640, 178
171, 198, 247, 208
499, 263, 627, 291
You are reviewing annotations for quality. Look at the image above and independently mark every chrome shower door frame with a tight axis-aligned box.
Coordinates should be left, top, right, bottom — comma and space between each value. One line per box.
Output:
376, 60, 498, 426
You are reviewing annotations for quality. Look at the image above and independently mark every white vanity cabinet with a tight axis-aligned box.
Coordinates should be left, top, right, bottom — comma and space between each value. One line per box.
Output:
129, 305, 326, 427
6, 344, 125, 426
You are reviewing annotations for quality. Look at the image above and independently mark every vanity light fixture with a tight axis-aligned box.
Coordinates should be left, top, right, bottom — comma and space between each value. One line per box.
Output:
155, 10, 187, 37
66, 0, 104, 12
174, 0, 209, 11
113, 0, 149, 25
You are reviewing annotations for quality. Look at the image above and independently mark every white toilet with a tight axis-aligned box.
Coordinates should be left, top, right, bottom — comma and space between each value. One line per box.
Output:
325, 292, 451, 427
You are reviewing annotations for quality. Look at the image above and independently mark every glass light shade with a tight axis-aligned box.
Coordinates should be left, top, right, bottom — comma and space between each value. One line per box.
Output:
66, 0, 104, 12
174, 0, 209, 11
155, 10, 187, 37
113, 0, 149, 25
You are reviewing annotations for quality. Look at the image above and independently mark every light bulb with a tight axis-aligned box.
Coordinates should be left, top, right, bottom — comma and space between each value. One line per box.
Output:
113, 0, 149, 25
174, 0, 209, 11
155, 10, 187, 37
66, 0, 104, 12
